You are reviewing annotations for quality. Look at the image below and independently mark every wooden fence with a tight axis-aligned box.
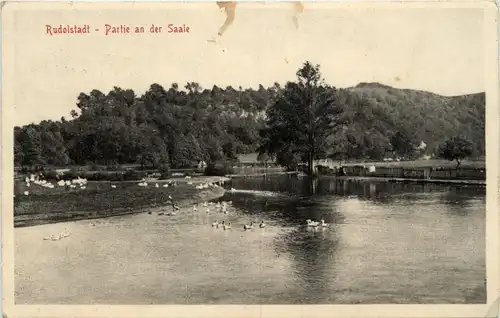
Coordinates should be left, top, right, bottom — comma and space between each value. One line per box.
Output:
336, 165, 486, 180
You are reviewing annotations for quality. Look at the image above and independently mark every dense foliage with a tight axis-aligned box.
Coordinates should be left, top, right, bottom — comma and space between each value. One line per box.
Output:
259, 63, 485, 172
13, 62, 485, 173
259, 62, 345, 175
437, 136, 474, 168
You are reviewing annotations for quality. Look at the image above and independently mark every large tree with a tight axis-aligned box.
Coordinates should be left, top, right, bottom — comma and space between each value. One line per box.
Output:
259, 62, 344, 176
437, 136, 473, 168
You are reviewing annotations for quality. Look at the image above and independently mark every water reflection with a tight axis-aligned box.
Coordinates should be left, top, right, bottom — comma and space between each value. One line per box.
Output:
275, 225, 340, 303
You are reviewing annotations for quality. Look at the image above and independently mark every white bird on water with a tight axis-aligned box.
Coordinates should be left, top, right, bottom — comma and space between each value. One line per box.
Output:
306, 219, 319, 227
244, 222, 254, 230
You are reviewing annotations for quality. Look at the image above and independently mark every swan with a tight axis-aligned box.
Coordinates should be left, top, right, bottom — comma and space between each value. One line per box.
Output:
306, 219, 319, 227
212, 220, 219, 227
111, 185, 117, 188
244, 222, 254, 230
43, 234, 61, 241
223, 222, 232, 230
163, 184, 169, 188
155, 183, 159, 188
23, 191, 29, 196
320, 219, 329, 227
259, 220, 266, 228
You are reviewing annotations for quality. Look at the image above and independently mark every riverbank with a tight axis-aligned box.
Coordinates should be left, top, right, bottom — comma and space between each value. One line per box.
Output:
337, 176, 486, 186
227, 171, 302, 178
14, 180, 227, 228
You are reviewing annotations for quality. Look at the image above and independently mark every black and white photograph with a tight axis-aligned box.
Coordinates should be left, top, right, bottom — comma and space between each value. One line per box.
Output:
2, 1, 499, 316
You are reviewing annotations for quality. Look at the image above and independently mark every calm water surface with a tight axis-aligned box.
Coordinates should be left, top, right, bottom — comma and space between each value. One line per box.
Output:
15, 177, 486, 304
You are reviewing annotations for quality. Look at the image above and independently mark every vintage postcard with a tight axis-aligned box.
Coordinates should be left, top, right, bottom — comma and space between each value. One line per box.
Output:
1, 1, 499, 317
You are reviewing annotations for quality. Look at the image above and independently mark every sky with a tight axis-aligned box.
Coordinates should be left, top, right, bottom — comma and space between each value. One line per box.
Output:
5, 2, 485, 126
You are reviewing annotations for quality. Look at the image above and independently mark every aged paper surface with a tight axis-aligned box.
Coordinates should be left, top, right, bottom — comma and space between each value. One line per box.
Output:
2, 1, 499, 317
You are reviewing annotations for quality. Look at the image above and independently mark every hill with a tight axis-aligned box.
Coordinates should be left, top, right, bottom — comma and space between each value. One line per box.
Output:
13, 75, 485, 171
347, 82, 485, 156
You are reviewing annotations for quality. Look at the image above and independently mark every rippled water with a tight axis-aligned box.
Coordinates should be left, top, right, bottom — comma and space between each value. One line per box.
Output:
15, 176, 486, 304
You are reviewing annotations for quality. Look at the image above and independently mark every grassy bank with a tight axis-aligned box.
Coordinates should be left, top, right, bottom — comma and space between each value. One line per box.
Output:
14, 179, 227, 228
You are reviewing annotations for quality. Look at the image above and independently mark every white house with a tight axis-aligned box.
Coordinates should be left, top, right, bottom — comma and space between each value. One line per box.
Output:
313, 158, 339, 169
197, 161, 207, 169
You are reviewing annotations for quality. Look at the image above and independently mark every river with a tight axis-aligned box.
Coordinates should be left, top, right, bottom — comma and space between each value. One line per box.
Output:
15, 176, 486, 304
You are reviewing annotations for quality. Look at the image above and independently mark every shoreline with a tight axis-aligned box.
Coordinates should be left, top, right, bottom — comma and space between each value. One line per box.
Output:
336, 176, 486, 186
14, 186, 226, 228
225, 171, 485, 186
227, 171, 301, 178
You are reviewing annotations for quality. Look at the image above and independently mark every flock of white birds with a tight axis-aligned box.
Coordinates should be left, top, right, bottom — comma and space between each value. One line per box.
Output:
19, 175, 89, 196
19, 174, 228, 197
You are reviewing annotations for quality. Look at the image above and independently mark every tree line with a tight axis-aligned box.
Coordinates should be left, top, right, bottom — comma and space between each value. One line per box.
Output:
14, 62, 485, 174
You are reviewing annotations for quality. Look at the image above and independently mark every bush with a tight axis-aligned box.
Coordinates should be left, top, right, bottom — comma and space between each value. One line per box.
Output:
316, 165, 335, 176
158, 164, 171, 180
89, 164, 101, 171
44, 169, 60, 180
204, 162, 234, 176
123, 170, 147, 181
